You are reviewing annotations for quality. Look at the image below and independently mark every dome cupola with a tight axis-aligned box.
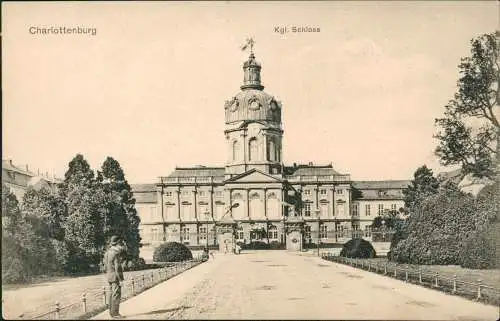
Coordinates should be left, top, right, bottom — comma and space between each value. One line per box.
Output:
224, 40, 282, 125
241, 52, 264, 91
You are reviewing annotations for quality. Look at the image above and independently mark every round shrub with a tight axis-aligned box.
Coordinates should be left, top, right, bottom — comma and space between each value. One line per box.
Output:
153, 242, 193, 262
340, 238, 376, 258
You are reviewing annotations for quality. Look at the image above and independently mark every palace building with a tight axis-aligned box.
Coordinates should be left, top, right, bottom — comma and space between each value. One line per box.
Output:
132, 49, 410, 258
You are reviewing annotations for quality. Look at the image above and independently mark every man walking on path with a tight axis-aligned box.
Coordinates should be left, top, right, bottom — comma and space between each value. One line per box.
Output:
103, 235, 126, 319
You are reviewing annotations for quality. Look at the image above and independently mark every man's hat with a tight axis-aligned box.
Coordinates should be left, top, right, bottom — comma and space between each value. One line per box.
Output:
110, 235, 120, 246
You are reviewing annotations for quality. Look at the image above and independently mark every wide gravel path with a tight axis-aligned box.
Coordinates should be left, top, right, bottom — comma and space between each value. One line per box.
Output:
92, 251, 498, 320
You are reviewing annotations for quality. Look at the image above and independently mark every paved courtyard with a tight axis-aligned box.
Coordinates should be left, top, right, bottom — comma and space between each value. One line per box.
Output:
92, 251, 498, 320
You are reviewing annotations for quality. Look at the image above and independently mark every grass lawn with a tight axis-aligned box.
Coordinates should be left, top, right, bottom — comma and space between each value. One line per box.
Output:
2, 267, 165, 319
330, 256, 500, 306
364, 257, 500, 289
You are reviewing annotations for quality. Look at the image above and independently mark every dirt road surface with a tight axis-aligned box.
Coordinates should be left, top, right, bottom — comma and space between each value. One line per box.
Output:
92, 251, 498, 320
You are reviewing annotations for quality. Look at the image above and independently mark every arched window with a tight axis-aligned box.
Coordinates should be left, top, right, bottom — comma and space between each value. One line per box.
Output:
232, 140, 240, 162
267, 138, 275, 161
266, 192, 280, 220
249, 192, 264, 219
232, 193, 244, 219
248, 138, 258, 161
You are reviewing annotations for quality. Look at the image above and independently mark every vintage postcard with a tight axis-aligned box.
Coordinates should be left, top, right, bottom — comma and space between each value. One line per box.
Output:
2, 1, 499, 320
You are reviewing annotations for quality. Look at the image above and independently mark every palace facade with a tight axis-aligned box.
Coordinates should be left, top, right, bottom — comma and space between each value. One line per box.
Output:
132, 50, 410, 257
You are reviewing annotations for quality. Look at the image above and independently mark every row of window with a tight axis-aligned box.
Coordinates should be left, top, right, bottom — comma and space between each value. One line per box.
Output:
142, 226, 280, 242
302, 203, 345, 216
232, 137, 281, 162
235, 226, 279, 240
142, 224, 387, 243
165, 190, 224, 197
303, 189, 343, 195
304, 226, 329, 238
166, 189, 346, 198
352, 203, 399, 216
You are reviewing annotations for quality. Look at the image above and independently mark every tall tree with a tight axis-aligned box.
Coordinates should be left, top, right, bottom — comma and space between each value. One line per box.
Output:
62, 154, 105, 272
435, 32, 499, 180
100, 157, 142, 263
62, 154, 95, 193
403, 165, 440, 211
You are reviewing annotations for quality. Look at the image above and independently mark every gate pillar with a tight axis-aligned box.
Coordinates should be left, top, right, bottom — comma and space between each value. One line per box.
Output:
216, 215, 237, 254
284, 215, 305, 251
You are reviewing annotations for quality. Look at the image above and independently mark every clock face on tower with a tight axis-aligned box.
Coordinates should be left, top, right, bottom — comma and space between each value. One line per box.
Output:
248, 95, 261, 111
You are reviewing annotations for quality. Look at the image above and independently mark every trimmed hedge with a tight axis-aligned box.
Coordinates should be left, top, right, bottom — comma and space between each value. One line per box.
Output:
153, 242, 193, 262
459, 222, 500, 269
340, 238, 376, 258
237, 241, 285, 250
391, 181, 499, 267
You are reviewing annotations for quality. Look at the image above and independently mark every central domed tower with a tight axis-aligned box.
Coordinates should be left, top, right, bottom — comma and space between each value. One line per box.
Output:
224, 51, 283, 177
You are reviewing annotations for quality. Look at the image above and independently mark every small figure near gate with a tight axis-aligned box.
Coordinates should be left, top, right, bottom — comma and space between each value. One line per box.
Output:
103, 235, 126, 319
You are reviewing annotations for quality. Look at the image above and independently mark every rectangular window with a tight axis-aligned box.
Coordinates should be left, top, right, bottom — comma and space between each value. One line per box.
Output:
352, 204, 359, 216
304, 203, 311, 217
199, 227, 207, 240
181, 190, 189, 196
303, 190, 311, 195
320, 189, 327, 195
365, 204, 371, 216
319, 225, 328, 238
267, 228, 278, 240
237, 231, 244, 240
180, 227, 190, 242
391, 204, 397, 211
151, 228, 157, 241
337, 189, 343, 194
165, 191, 172, 197
365, 226, 372, 237
215, 191, 223, 197
199, 191, 206, 197
378, 204, 384, 215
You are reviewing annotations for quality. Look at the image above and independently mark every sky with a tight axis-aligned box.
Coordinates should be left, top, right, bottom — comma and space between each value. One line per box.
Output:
2, 1, 498, 183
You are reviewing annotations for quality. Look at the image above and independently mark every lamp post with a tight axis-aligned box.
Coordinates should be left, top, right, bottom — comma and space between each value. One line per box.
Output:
381, 219, 386, 242
315, 208, 320, 256
219, 202, 240, 222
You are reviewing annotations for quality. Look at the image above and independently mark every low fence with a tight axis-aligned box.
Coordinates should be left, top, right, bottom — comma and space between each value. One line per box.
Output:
322, 255, 500, 307
20, 257, 205, 320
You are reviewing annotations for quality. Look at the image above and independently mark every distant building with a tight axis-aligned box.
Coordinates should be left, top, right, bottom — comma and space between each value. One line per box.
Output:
130, 50, 410, 259
438, 168, 494, 196
2, 159, 62, 201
